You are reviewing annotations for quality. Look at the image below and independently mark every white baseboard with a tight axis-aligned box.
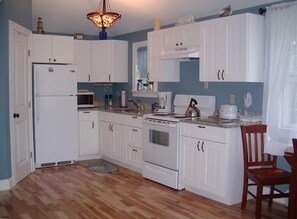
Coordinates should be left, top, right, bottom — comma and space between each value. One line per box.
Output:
0, 178, 13, 191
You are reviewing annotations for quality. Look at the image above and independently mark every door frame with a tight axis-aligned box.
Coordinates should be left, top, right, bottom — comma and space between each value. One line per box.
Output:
9, 20, 35, 188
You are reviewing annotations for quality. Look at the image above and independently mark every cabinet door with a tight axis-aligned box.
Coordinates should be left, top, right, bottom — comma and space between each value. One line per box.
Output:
112, 40, 128, 82
148, 31, 179, 82
92, 41, 112, 82
113, 124, 127, 163
74, 40, 92, 82
163, 23, 200, 50
100, 121, 114, 157
79, 120, 99, 155
199, 19, 227, 81
127, 127, 142, 148
52, 35, 74, 64
30, 34, 52, 63
180, 136, 200, 188
127, 146, 143, 168
199, 140, 227, 197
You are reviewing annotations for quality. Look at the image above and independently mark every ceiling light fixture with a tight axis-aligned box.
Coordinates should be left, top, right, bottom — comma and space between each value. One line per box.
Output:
87, 0, 121, 40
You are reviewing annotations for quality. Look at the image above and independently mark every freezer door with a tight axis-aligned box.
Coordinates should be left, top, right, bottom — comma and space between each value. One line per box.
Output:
34, 96, 79, 167
34, 64, 77, 96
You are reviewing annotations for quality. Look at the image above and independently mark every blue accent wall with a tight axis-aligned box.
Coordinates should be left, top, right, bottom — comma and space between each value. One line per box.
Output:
0, 0, 32, 180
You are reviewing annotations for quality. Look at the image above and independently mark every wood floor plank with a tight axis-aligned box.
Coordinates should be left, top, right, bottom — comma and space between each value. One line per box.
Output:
0, 160, 288, 218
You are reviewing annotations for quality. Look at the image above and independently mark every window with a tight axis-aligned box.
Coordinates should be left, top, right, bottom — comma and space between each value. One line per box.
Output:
132, 41, 158, 97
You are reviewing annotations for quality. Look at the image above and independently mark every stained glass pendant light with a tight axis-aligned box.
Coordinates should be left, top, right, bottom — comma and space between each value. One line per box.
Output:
87, 0, 121, 40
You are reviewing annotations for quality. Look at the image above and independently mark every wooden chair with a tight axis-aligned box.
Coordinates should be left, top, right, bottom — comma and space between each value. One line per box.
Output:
240, 124, 291, 219
284, 138, 297, 219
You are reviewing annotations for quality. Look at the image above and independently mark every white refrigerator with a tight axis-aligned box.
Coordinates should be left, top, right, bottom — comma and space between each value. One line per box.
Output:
33, 64, 79, 168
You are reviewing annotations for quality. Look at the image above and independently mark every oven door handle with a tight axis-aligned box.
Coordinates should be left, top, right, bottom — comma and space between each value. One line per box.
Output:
143, 120, 178, 128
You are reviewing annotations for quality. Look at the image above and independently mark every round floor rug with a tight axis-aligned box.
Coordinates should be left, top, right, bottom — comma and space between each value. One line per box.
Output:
88, 162, 118, 173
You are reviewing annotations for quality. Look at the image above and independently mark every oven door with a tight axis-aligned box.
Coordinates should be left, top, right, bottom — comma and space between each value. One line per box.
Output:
143, 118, 179, 170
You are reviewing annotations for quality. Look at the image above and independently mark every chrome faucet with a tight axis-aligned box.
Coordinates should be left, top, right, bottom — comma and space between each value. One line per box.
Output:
128, 98, 141, 111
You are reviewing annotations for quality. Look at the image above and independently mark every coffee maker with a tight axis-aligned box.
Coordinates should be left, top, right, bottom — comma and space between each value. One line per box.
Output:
157, 92, 172, 113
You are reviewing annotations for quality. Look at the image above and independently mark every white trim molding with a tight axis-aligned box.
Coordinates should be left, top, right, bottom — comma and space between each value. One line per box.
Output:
0, 178, 13, 191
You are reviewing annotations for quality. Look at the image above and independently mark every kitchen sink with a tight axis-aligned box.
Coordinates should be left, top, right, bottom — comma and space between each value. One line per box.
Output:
113, 108, 137, 113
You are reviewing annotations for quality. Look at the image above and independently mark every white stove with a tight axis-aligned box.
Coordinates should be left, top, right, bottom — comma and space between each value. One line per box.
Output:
144, 94, 216, 121
142, 95, 216, 190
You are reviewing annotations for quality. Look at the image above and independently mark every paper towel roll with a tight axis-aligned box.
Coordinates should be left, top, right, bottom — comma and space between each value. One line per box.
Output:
121, 90, 126, 107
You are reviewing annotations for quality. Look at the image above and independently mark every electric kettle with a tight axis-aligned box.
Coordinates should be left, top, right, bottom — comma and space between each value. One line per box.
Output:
185, 98, 200, 117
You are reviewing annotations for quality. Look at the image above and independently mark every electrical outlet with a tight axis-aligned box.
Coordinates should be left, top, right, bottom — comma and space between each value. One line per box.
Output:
230, 94, 235, 104
203, 82, 208, 89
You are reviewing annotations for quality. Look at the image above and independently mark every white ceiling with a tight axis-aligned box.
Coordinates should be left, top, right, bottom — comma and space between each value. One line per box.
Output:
32, 0, 283, 37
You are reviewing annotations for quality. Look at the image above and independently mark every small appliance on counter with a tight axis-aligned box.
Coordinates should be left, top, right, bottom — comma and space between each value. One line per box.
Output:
120, 90, 127, 108
77, 90, 94, 108
219, 104, 238, 120
156, 91, 172, 113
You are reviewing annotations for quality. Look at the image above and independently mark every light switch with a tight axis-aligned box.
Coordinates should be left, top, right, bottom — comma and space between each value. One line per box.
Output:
230, 94, 235, 104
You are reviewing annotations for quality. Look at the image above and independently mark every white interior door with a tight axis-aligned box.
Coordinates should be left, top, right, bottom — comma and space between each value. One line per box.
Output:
9, 21, 33, 185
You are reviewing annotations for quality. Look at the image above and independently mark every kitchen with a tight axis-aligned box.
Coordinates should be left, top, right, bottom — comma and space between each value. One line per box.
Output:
1, 0, 296, 218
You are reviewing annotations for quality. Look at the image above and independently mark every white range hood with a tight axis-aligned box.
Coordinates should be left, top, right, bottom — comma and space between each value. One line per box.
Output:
160, 46, 199, 60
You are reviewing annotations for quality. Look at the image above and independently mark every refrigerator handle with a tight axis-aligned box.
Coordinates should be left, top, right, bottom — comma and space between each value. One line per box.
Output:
36, 96, 40, 122
35, 71, 40, 96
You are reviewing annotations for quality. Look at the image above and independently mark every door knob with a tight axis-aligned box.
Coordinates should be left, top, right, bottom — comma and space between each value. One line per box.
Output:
13, 113, 19, 118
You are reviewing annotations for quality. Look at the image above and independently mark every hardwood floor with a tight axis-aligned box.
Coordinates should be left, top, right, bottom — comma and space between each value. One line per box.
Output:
0, 160, 288, 219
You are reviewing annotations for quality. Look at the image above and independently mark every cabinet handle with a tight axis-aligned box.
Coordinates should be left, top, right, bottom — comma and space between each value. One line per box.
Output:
132, 149, 138, 152
197, 141, 200, 151
111, 124, 113, 132
147, 73, 150, 80
88, 74, 91, 82
54, 58, 56, 62
180, 42, 183, 46
217, 70, 221, 80
132, 129, 138, 132
197, 125, 206, 129
201, 141, 205, 152
49, 58, 51, 62
132, 116, 138, 119
83, 111, 90, 114
92, 121, 94, 129
108, 124, 111, 131
222, 69, 225, 80
176, 43, 178, 46
108, 74, 111, 81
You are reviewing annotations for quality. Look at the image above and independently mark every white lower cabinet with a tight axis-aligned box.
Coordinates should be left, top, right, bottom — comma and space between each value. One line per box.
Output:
99, 112, 143, 173
78, 110, 99, 159
180, 122, 243, 205
127, 126, 143, 169
99, 120, 127, 163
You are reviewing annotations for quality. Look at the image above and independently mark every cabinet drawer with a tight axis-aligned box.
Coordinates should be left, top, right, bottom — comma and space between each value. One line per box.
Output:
180, 122, 227, 143
126, 115, 142, 128
127, 127, 142, 148
100, 111, 127, 125
127, 145, 143, 168
79, 110, 98, 120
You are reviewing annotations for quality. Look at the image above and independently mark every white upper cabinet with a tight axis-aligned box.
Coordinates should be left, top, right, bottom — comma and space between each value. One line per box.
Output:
148, 30, 179, 82
199, 13, 264, 82
30, 34, 74, 64
163, 22, 200, 50
91, 40, 128, 83
74, 40, 92, 82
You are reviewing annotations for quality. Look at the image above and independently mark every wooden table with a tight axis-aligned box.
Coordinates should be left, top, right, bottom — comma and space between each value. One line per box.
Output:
284, 147, 296, 219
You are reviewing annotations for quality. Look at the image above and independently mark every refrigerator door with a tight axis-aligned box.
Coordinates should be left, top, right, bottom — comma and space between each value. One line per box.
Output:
34, 95, 79, 167
34, 64, 77, 96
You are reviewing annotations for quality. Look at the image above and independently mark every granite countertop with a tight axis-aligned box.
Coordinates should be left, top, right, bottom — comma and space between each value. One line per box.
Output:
180, 116, 261, 128
78, 105, 147, 116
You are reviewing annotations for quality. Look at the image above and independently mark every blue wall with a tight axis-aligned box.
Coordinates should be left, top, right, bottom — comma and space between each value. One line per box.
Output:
0, 0, 32, 180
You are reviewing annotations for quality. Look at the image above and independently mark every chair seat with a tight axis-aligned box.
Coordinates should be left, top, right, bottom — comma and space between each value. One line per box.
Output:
248, 168, 291, 184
